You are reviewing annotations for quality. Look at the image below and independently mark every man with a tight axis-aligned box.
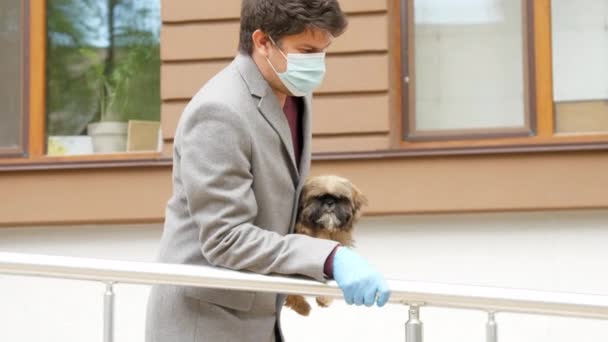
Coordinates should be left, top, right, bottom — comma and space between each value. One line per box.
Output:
145, 1, 390, 341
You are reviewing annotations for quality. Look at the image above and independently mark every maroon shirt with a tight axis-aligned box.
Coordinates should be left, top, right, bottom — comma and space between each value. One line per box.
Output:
282, 96, 303, 169
283, 96, 338, 279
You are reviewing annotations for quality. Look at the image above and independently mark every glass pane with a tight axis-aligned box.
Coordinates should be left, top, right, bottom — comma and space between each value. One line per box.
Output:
413, 0, 527, 132
46, 0, 161, 155
0, 0, 23, 150
552, 0, 608, 134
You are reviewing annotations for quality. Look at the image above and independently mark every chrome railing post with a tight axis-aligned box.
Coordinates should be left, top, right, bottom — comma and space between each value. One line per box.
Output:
405, 304, 423, 342
486, 312, 498, 342
103, 282, 115, 342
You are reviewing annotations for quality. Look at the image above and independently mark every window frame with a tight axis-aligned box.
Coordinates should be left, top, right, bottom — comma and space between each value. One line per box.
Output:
0, 0, 30, 158
0, 0, 167, 170
387, 0, 608, 155
402, 0, 536, 142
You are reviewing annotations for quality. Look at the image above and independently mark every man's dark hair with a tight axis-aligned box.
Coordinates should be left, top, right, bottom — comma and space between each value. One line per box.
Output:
239, 0, 348, 55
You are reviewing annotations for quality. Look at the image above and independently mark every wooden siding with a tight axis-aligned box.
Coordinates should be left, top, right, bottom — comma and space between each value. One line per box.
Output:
4, 151, 608, 226
6, 0, 608, 227
162, 93, 390, 138
160, 0, 390, 154
161, 0, 387, 23
161, 14, 388, 61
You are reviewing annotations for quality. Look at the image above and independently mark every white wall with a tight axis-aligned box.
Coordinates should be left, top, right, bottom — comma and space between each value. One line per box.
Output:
0, 225, 160, 342
1, 210, 608, 341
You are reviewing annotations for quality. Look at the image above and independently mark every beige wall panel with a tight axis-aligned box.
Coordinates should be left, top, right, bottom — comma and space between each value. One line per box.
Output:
312, 134, 390, 153
162, 0, 242, 22
318, 54, 388, 93
312, 93, 389, 134
162, 141, 174, 158
162, 14, 388, 61
162, 130, 390, 155
159, 135, 391, 156
3, 152, 608, 225
162, 54, 388, 100
331, 14, 387, 53
310, 152, 608, 214
161, 101, 185, 139
162, 93, 389, 140
161, 59, 229, 100
162, 0, 387, 22
162, 21, 239, 61
339, 0, 388, 13
0, 168, 171, 226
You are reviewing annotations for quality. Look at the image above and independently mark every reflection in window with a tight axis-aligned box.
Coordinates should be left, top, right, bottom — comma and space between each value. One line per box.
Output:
412, 0, 527, 133
46, 0, 161, 155
0, 0, 23, 152
552, 0, 608, 134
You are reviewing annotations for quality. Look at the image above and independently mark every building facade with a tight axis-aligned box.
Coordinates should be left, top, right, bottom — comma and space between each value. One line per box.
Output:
1, 0, 608, 341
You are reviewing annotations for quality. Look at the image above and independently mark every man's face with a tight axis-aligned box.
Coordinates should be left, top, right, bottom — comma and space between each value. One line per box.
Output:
267, 28, 333, 73
262, 28, 333, 96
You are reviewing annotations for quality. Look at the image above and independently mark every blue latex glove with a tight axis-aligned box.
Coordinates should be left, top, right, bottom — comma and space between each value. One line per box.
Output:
332, 247, 391, 307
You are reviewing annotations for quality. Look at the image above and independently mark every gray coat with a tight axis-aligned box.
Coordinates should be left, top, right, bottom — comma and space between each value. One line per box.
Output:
145, 54, 338, 342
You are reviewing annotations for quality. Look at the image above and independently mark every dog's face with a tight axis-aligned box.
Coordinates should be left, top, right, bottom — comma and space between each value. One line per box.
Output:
298, 175, 367, 232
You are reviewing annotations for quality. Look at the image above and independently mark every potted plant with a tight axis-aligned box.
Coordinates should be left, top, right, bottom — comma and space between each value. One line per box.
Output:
87, 72, 129, 153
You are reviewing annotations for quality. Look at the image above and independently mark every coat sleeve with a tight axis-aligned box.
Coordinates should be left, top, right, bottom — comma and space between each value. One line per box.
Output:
177, 101, 338, 282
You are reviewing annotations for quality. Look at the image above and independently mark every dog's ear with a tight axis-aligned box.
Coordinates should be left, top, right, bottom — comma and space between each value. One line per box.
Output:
351, 183, 368, 212
297, 180, 313, 216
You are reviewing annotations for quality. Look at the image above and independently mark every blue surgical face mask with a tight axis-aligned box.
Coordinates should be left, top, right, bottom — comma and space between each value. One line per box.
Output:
265, 37, 326, 97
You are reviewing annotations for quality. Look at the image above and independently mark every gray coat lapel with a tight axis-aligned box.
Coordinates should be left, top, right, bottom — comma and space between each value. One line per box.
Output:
298, 95, 313, 187
257, 95, 299, 178
235, 54, 299, 182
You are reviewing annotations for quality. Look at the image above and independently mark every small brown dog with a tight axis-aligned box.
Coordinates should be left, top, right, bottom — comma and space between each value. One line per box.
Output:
284, 175, 367, 316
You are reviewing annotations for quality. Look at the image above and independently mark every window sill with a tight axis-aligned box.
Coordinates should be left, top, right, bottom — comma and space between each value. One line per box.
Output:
0, 152, 172, 172
314, 140, 608, 161
3, 138, 608, 172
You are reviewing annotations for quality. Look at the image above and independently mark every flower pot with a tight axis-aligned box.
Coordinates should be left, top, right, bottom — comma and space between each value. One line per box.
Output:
87, 121, 128, 153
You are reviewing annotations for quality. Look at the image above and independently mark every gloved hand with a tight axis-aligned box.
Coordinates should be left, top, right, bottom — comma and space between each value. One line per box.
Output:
332, 247, 391, 307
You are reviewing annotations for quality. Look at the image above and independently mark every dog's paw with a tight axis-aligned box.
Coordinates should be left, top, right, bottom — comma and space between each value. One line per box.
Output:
285, 295, 312, 316
316, 296, 333, 308
294, 299, 311, 316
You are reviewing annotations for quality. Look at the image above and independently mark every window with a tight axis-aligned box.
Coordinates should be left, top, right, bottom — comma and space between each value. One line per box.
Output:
0, 0, 26, 157
408, 0, 531, 140
0, 0, 162, 166
46, 0, 161, 155
397, 0, 608, 153
552, 0, 608, 134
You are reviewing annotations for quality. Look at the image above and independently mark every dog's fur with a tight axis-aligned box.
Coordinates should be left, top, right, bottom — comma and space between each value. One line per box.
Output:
284, 175, 367, 316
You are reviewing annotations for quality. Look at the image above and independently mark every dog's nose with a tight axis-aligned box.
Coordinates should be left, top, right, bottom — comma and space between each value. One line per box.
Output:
324, 198, 335, 207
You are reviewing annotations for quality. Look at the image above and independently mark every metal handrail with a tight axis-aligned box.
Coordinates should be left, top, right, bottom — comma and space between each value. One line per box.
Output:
1, 252, 608, 320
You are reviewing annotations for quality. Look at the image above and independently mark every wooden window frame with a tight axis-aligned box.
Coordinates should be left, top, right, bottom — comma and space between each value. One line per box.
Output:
0, 0, 169, 171
384, 0, 608, 156
402, 0, 536, 142
0, 0, 30, 158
